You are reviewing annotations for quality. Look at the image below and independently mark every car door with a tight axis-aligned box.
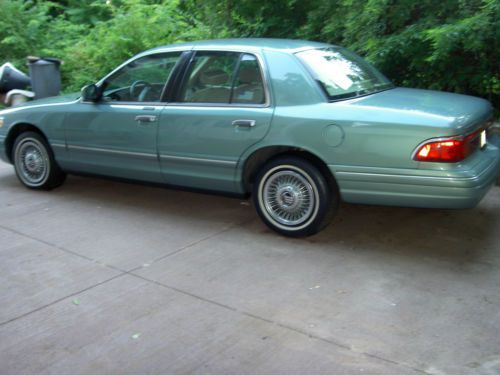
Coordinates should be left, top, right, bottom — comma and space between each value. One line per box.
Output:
158, 51, 274, 192
65, 51, 182, 182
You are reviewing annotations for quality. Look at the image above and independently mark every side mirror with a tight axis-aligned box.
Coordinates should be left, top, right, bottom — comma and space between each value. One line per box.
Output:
81, 84, 101, 102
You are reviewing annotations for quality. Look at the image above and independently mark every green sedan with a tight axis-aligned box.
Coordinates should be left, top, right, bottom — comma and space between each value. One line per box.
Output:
0, 39, 498, 236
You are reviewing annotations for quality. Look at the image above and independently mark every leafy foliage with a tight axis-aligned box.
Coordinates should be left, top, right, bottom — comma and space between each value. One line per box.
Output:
54, 0, 212, 91
0, 0, 498, 109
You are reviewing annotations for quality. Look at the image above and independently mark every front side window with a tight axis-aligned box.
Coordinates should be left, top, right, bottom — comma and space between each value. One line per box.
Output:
297, 47, 393, 101
102, 52, 181, 102
179, 52, 265, 105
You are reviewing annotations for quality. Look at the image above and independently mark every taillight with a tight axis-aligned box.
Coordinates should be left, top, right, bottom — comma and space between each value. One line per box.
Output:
413, 129, 484, 163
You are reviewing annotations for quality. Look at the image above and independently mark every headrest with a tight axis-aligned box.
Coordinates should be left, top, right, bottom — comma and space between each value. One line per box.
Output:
238, 67, 260, 84
200, 69, 229, 85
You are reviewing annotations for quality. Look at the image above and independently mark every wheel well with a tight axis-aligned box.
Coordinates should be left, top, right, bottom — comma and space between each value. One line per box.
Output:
5, 123, 47, 163
242, 146, 338, 193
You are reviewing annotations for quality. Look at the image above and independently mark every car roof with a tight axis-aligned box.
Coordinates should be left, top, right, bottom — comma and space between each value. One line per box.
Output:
144, 38, 334, 54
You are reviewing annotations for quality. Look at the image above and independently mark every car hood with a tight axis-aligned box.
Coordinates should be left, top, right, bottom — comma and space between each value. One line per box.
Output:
0, 92, 81, 116
342, 87, 492, 131
15, 92, 80, 108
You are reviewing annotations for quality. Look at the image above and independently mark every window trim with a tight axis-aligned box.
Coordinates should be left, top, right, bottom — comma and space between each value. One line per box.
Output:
81, 48, 271, 108
228, 54, 243, 104
161, 51, 194, 103
170, 49, 271, 108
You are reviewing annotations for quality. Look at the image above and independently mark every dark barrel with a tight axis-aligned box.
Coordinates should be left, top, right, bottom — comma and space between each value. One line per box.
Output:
27, 57, 62, 99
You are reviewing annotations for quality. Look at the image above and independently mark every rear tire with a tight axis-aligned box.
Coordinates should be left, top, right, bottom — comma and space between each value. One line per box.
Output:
252, 156, 338, 237
12, 131, 66, 190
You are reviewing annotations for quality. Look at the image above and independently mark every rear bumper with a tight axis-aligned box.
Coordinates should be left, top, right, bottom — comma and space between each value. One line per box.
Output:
330, 143, 499, 209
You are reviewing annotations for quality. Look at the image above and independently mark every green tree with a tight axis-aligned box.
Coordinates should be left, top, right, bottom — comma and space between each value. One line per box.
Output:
299, 0, 500, 107
0, 0, 498, 109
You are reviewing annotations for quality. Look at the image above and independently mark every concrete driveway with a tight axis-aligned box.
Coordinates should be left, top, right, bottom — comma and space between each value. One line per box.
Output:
0, 159, 499, 375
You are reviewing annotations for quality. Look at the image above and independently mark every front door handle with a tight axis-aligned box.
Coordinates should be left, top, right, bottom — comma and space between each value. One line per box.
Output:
135, 115, 157, 123
232, 119, 256, 128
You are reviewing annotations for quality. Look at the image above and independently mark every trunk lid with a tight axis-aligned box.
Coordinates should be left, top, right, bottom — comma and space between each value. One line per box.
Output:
345, 87, 492, 133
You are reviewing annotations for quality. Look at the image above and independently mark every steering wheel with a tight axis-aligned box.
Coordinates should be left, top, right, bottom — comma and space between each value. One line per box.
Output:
130, 80, 152, 101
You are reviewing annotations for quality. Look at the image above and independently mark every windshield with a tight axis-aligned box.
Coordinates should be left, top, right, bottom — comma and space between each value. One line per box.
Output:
296, 47, 393, 101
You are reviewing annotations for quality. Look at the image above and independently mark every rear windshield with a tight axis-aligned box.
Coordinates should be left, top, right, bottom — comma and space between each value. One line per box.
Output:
296, 47, 393, 101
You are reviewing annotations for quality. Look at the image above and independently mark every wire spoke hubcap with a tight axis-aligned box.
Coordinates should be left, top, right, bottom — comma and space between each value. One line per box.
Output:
263, 170, 315, 226
16, 140, 49, 185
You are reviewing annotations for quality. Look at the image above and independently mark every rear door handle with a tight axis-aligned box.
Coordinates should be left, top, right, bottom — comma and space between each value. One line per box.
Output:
135, 115, 157, 123
232, 119, 256, 128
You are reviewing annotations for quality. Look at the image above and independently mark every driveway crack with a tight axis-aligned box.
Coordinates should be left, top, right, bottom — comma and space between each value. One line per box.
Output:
126, 218, 255, 273
0, 273, 127, 327
0, 223, 125, 273
128, 271, 426, 375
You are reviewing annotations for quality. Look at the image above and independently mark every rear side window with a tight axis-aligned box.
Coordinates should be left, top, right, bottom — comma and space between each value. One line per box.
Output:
232, 54, 265, 104
179, 52, 265, 105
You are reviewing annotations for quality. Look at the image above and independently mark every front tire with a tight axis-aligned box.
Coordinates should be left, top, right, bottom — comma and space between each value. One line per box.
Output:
253, 156, 338, 237
12, 131, 66, 190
